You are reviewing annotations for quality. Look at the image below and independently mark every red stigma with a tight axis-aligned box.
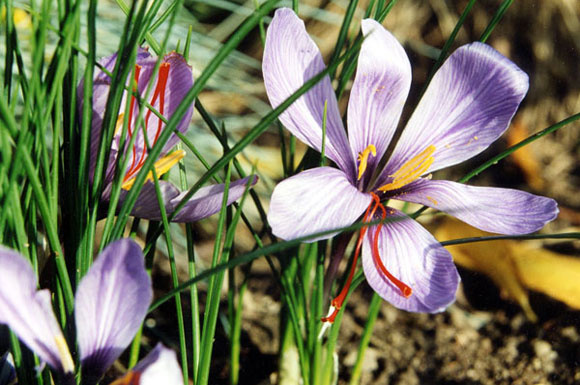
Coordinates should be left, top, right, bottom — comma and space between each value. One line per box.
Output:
321, 193, 412, 324
369, 196, 412, 298
123, 62, 171, 184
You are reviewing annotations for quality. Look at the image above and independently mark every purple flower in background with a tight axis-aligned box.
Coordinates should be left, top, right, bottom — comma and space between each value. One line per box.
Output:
109, 344, 183, 385
263, 8, 558, 319
0, 239, 182, 384
82, 48, 256, 222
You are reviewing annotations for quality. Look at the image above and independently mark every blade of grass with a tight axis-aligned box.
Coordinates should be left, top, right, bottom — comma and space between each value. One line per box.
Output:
75, 0, 98, 279
322, 272, 365, 385
376, 0, 398, 22
329, 0, 359, 79
175, 141, 201, 379
418, 0, 476, 99
309, 245, 325, 385
348, 292, 381, 385
197, 164, 250, 385
480, 0, 514, 43
440, 232, 580, 246
0, 93, 75, 313
148, 158, 189, 383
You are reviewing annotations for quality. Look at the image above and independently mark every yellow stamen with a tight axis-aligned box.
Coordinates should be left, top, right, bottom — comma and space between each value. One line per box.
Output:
357, 144, 377, 180
114, 113, 125, 136
377, 145, 436, 192
122, 149, 186, 190
55, 335, 75, 374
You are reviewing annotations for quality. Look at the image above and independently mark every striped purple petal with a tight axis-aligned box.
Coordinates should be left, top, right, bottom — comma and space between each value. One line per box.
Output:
399, 178, 558, 234
361, 210, 459, 313
171, 176, 257, 222
122, 176, 256, 223
0, 248, 72, 373
378, 42, 528, 187
263, 8, 355, 179
267, 167, 371, 242
347, 19, 411, 187
123, 180, 181, 220
76, 239, 151, 379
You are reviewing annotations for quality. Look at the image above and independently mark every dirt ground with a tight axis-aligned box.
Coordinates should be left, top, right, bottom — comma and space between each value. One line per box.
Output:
220, 264, 579, 385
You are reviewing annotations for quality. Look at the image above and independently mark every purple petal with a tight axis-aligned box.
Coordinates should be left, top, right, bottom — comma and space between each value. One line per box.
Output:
400, 178, 558, 234
347, 19, 411, 185
171, 176, 258, 222
76, 238, 152, 379
131, 344, 182, 385
162, 52, 194, 149
267, 167, 372, 242
123, 180, 181, 220
380, 43, 528, 185
263, 8, 355, 179
361, 209, 459, 312
124, 176, 257, 222
0, 248, 69, 372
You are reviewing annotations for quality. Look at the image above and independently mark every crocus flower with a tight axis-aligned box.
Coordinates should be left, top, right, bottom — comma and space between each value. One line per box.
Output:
263, 9, 558, 319
0, 239, 182, 384
83, 48, 256, 222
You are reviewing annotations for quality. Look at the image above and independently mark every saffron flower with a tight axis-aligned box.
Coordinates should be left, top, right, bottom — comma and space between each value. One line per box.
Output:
263, 9, 558, 318
0, 239, 182, 384
83, 48, 256, 222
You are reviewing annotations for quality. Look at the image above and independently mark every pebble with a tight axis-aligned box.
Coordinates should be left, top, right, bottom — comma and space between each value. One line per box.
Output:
533, 339, 557, 373
534, 340, 556, 360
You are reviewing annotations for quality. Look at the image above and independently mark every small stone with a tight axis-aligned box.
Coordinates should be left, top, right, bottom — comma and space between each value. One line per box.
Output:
500, 339, 519, 364
533, 340, 555, 360
561, 326, 579, 342
395, 367, 419, 385
343, 347, 378, 373
533, 340, 557, 373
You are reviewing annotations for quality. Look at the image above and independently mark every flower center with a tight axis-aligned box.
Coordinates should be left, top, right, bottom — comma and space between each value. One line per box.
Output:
357, 144, 377, 180
377, 145, 436, 192
119, 62, 181, 190
321, 192, 412, 324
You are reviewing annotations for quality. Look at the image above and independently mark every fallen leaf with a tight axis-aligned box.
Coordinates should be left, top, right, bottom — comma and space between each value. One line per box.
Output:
435, 218, 580, 321
511, 246, 580, 310
507, 119, 545, 191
